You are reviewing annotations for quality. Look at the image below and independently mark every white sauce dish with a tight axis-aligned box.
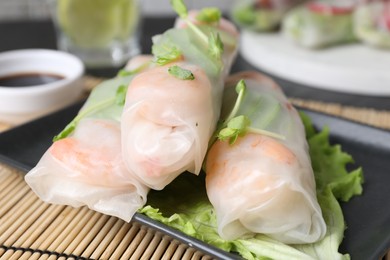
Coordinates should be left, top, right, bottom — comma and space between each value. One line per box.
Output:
0, 49, 84, 124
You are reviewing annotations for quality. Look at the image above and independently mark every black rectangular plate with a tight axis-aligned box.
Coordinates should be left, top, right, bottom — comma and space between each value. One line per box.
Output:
0, 102, 389, 260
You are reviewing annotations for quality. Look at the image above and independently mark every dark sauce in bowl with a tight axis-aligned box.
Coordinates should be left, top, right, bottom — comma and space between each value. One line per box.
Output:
0, 72, 64, 87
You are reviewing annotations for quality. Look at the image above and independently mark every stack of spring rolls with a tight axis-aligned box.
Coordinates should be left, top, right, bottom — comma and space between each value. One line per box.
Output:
26, 4, 239, 222
25, 0, 327, 250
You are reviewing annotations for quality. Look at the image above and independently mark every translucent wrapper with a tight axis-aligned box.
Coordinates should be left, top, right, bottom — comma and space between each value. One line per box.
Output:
205, 71, 326, 244
232, 0, 305, 32
121, 62, 214, 189
121, 15, 239, 190
354, 1, 390, 49
282, 0, 357, 48
25, 56, 152, 222
25, 119, 148, 222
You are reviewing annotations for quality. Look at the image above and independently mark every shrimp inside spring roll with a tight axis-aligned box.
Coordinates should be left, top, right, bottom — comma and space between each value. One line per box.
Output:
205, 71, 326, 244
26, 119, 149, 222
121, 9, 239, 190
121, 62, 215, 190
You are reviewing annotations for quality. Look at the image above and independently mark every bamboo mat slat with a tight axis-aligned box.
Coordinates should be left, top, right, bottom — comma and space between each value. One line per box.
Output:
0, 164, 215, 260
1, 76, 390, 259
290, 98, 390, 130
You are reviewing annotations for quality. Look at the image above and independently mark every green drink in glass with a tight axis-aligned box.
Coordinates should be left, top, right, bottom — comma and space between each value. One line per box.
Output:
48, 0, 141, 68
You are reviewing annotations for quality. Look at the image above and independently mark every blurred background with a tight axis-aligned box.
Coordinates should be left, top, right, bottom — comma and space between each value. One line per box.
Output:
0, 0, 235, 20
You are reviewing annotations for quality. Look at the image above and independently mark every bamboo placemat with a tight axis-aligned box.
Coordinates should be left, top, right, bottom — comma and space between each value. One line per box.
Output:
1, 76, 390, 260
0, 164, 214, 260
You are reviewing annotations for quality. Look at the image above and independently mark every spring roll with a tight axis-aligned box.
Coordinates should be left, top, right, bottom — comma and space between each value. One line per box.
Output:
354, 0, 390, 49
121, 8, 239, 190
232, 0, 305, 32
25, 56, 152, 222
205, 71, 326, 244
282, 0, 357, 48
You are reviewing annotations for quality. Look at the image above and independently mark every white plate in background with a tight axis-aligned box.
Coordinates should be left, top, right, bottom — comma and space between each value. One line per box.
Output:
240, 30, 390, 96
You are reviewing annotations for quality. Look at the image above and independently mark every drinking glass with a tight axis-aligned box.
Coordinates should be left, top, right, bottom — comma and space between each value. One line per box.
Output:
47, 0, 141, 68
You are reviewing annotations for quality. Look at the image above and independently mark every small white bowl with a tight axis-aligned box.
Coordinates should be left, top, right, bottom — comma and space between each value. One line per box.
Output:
0, 49, 84, 125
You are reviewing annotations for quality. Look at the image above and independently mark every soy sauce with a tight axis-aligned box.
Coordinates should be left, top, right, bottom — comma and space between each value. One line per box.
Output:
0, 72, 64, 87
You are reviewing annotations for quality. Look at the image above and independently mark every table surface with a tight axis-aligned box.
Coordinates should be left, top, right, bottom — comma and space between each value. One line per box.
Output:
1, 17, 390, 110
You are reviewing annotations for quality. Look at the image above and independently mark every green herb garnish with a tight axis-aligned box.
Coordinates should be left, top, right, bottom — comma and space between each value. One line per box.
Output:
224, 79, 247, 122
153, 44, 182, 65
168, 65, 195, 80
53, 84, 128, 141
196, 7, 221, 24
170, 0, 224, 56
218, 115, 251, 144
170, 0, 188, 18
53, 123, 77, 142
117, 60, 151, 77
117, 69, 134, 77
214, 79, 284, 145
115, 85, 127, 106
208, 33, 224, 60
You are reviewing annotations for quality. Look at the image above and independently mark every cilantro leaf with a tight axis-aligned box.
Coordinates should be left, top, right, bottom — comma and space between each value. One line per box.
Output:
170, 0, 188, 18
196, 7, 222, 24
168, 65, 195, 80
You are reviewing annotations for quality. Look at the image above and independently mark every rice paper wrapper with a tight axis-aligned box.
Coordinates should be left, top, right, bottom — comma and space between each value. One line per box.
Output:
25, 59, 152, 222
205, 71, 326, 244
121, 21, 239, 190
121, 62, 216, 190
25, 119, 149, 222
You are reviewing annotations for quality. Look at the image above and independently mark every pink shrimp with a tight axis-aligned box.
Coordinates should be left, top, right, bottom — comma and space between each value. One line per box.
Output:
50, 120, 127, 184
121, 62, 215, 190
204, 71, 326, 244
25, 119, 149, 222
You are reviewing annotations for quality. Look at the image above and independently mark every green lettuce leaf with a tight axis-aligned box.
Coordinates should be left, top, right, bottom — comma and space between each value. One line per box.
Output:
300, 112, 364, 202
140, 112, 364, 259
